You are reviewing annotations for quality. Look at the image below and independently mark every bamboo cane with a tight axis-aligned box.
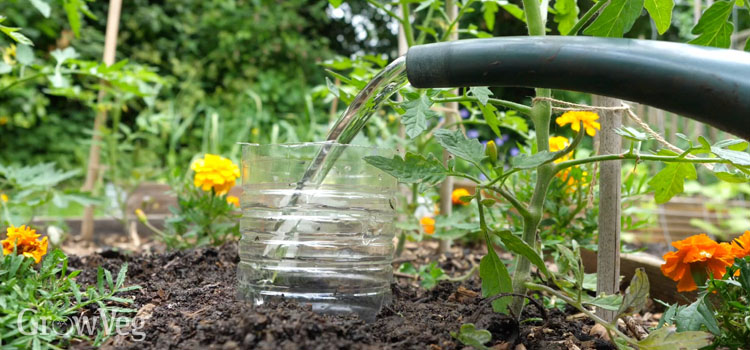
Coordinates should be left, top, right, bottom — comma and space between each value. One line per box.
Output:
80, 0, 123, 242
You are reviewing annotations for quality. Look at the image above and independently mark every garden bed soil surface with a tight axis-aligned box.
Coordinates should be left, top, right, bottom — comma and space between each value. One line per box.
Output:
69, 243, 621, 350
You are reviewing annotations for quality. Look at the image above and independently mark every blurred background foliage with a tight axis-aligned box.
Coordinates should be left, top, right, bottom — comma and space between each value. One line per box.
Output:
0, 0, 748, 223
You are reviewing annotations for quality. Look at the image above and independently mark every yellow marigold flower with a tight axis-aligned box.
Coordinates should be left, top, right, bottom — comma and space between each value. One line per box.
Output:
191, 154, 240, 196
251, 128, 260, 136
1, 193, 7, 203
549, 136, 573, 163
731, 231, 750, 259
661, 234, 735, 292
2, 225, 49, 263
0, 116, 9, 126
227, 195, 240, 208
451, 188, 471, 205
420, 216, 435, 235
2, 44, 16, 65
556, 111, 601, 137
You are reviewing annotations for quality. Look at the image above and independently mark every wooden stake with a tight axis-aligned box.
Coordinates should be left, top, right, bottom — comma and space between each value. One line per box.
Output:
80, 0, 123, 242
594, 95, 623, 322
438, 0, 459, 254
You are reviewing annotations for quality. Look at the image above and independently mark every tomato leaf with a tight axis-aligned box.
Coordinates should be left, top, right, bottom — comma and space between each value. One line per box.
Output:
648, 152, 697, 204
644, 0, 674, 34
469, 86, 493, 106
688, 0, 735, 48
434, 129, 486, 164
637, 326, 712, 350
617, 268, 650, 317
554, 0, 580, 35
401, 95, 439, 138
480, 246, 513, 313
364, 152, 447, 188
583, 0, 645, 37
493, 230, 550, 279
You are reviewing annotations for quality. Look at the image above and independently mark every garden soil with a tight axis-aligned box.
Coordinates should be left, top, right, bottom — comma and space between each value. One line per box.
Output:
69, 244, 617, 350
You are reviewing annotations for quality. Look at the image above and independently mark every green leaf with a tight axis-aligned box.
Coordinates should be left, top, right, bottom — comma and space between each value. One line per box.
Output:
451, 323, 492, 350
401, 95, 439, 138
493, 230, 550, 278
554, 0, 580, 35
469, 87, 493, 106
63, 0, 82, 37
364, 152, 447, 187
328, 0, 343, 8
676, 298, 720, 335
30, 0, 51, 17
483, 1, 499, 31
648, 160, 697, 204
500, 113, 529, 134
557, 244, 584, 290
713, 164, 750, 183
637, 326, 712, 350
0, 62, 11, 74
714, 139, 749, 151
711, 147, 750, 166
15, 44, 33, 66
0, 20, 33, 46
615, 126, 650, 142
617, 268, 649, 317
480, 247, 513, 313
51, 47, 79, 65
688, 0, 735, 48
745, 37, 750, 52
585, 294, 623, 311
116, 263, 128, 288
500, 2, 526, 22
583, 0, 645, 37
419, 262, 446, 289
644, 0, 674, 34
511, 150, 556, 169
434, 129, 486, 164
482, 104, 503, 139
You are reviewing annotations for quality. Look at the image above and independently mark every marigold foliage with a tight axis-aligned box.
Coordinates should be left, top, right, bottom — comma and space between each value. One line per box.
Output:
555, 111, 601, 136
1, 225, 48, 263
191, 154, 240, 196
661, 234, 735, 292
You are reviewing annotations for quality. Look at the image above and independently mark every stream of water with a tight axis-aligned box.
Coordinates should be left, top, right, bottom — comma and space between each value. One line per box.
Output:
262, 56, 409, 256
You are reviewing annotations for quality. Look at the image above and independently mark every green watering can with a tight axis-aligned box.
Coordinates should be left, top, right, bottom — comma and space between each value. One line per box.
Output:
404, 36, 750, 140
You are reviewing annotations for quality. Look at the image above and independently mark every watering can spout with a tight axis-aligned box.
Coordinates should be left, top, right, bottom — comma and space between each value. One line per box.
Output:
405, 37, 750, 140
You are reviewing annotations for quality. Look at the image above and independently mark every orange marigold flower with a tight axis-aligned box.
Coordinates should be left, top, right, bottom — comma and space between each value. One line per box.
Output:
451, 188, 471, 205
661, 234, 735, 292
191, 154, 240, 196
1, 225, 49, 263
556, 111, 601, 137
420, 216, 436, 235
731, 231, 750, 259
227, 195, 240, 208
